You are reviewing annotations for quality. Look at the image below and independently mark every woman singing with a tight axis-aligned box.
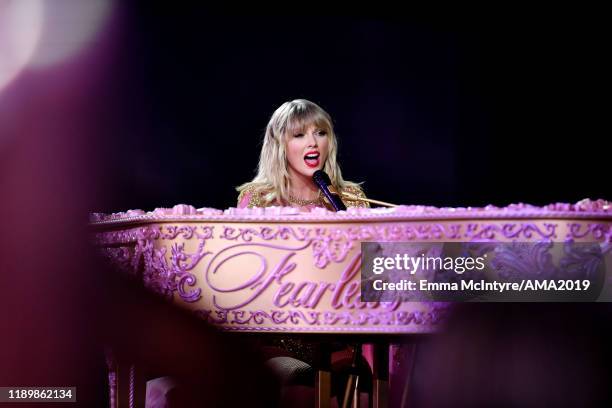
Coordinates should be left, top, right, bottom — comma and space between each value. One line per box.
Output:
236, 99, 372, 406
237, 99, 369, 211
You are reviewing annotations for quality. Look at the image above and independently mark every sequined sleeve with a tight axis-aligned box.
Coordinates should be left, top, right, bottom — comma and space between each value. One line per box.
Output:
237, 189, 252, 209
237, 186, 267, 208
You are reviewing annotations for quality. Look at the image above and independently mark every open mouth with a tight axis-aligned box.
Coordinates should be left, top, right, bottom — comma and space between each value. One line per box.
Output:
304, 152, 320, 168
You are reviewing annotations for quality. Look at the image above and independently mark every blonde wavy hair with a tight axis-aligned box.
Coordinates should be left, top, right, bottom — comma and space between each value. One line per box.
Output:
237, 99, 361, 205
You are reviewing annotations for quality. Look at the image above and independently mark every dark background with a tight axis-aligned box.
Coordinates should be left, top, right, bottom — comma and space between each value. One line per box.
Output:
0, 6, 608, 404
97, 7, 608, 213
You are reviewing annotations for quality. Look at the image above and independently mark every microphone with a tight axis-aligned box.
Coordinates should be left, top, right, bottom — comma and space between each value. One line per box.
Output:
312, 170, 347, 211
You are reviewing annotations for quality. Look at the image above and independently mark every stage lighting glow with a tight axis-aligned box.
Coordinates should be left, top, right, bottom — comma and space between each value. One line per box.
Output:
28, 0, 113, 68
0, 0, 43, 93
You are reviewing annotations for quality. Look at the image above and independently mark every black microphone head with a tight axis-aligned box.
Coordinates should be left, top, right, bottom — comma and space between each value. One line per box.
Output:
312, 170, 346, 211
312, 170, 331, 186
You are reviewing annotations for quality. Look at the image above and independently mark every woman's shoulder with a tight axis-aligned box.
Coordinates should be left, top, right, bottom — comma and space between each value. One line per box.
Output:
237, 185, 271, 208
340, 184, 369, 208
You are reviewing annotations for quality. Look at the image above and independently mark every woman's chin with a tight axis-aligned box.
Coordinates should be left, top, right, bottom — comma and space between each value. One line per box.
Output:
299, 167, 320, 178
289, 163, 324, 179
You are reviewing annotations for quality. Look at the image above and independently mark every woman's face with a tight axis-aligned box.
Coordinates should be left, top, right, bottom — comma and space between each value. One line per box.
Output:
285, 123, 330, 181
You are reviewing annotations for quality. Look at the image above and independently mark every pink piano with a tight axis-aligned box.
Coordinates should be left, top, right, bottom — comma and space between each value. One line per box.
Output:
91, 199, 611, 407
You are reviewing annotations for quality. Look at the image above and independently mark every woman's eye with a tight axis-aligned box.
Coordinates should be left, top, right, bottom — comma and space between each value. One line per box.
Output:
316, 130, 327, 136
294, 133, 304, 138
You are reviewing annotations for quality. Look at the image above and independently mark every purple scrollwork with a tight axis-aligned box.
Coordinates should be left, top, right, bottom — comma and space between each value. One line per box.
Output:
220, 225, 311, 242
204, 308, 402, 327
97, 224, 213, 302
567, 223, 610, 241
559, 240, 606, 280
465, 223, 557, 241
490, 241, 557, 280
191, 304, 451, 332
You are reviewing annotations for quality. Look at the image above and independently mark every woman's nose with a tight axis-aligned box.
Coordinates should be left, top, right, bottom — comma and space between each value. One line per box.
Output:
307, 132, 318, 146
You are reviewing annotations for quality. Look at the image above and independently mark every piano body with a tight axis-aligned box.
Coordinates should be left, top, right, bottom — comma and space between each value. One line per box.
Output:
91, 200, 611, 407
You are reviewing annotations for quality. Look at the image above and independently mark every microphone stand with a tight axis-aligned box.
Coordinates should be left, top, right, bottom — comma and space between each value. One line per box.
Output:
341, 343, 362, 408
330, 189, 398, 208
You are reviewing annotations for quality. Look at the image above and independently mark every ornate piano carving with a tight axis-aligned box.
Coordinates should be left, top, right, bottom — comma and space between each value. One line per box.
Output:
92, 200, 611, 330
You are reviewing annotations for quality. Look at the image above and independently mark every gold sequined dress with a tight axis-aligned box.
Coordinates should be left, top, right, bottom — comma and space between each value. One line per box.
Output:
237, 185, 369, 210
